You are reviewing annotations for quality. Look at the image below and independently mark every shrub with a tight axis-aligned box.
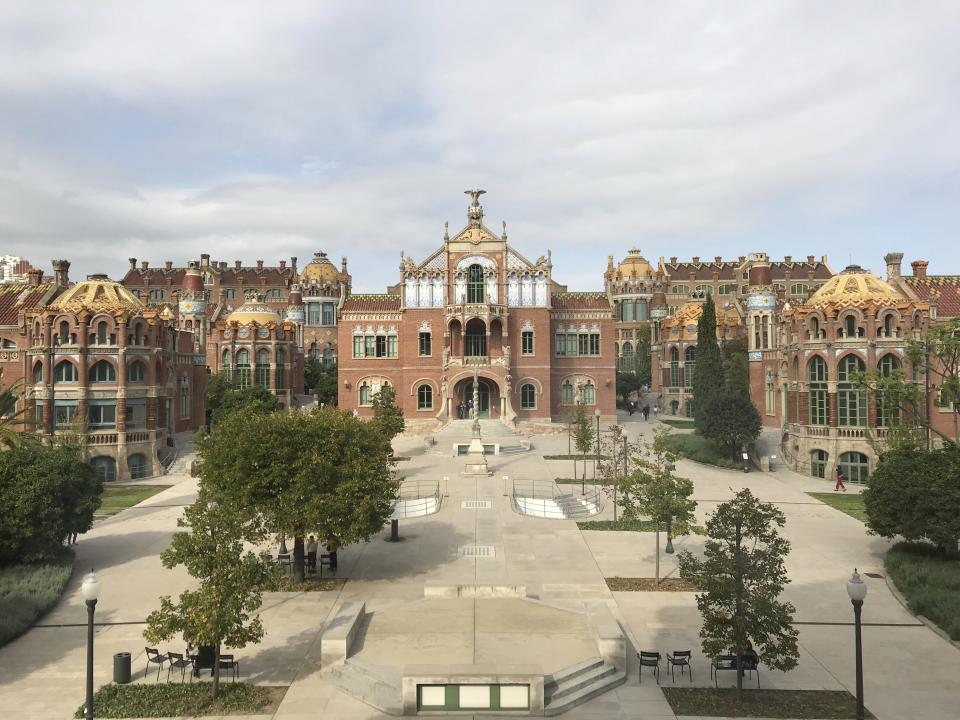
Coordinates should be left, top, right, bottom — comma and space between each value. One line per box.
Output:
660, 433, 741, 469
885, 541, 960, 640
0, 548, 73, 646
75, 682, 280, 718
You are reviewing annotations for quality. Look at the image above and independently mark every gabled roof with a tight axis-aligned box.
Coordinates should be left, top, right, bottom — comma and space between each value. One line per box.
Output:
902, 276, 960, 318
342, 294, 402, 312
0, 283, 59, 325
552, 292, 610, 310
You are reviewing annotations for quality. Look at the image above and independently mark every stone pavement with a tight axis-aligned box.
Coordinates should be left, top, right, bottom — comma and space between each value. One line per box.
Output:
1, 412, 957, 719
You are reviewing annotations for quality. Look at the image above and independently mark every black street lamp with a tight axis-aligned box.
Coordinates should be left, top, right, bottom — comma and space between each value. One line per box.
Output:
81, 569, 102, 720
846, 568, 867, 720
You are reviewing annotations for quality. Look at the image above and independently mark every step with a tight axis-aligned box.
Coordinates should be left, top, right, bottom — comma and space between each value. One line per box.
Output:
544, 657, 604, 690
544, 668, 626, 716
546, 664, 617, 701
329, 662, 402, 716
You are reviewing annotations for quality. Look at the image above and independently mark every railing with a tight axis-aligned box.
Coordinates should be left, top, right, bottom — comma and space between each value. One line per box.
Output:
511, 478, 603, 518
790, 423, 876, 440
158, 436, 177, 470
464, 355, 489, 366
88, 433, 118, 445
392, 478, 440, 518
126, 430, 150, 443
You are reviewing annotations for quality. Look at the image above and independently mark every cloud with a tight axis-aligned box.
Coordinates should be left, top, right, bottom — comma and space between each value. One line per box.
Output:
0, 1, 959, 290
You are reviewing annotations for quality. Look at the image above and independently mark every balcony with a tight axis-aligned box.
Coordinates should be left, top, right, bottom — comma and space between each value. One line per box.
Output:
445, 303, 509, 320
789, 424, 887, 440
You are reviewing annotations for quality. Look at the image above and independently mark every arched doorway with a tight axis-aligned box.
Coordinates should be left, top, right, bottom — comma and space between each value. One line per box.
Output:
464, 379, 491, 417
454, 376, 501, 419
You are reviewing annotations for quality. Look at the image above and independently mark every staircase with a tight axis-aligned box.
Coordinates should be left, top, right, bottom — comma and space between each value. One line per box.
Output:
328, 659, 402, 715
433, 418, 530, 455
544, 657, 626, 715
164, 434, 196, 477
513, 493, 599, 519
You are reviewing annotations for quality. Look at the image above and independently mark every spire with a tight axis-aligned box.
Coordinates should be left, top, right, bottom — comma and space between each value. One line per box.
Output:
501, 220, 507, 241
443, 221, 449, 242
464, 189, 486, 225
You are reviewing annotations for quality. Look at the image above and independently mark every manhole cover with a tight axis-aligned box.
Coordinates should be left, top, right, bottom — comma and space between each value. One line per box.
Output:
459, 545, 496, 558
864, 572, 884, 579
462, 500, 492, 509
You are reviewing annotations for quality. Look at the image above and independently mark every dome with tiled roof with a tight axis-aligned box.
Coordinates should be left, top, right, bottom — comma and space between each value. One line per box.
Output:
298, 251, 340, 284
806, 265, 903, 309
227, 292, 281, 325
616, 248, 653, 278
662, 301, 742, 331
49, 274, 144, 314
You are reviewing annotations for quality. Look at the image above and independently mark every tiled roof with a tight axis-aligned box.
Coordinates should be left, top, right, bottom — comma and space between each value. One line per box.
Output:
121, 266, 293, 287
342, 294, 402, 312
903, 277, 960, 318
0, 282, 59, 325
551, 292, 610, 310
662, 260, 831, 282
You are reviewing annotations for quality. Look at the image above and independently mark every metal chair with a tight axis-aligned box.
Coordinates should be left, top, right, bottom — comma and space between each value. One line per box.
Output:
666, 650, 693, 682
166, 652, 193, 683
144, 647, 168, 681
218, 653, 240, 682
637, 651, 661, 684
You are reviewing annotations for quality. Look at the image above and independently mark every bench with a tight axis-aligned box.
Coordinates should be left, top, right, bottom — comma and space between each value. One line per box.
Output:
710, 654, 760, 687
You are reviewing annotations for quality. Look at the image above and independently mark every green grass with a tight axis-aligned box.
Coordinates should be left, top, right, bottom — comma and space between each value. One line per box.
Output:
542, 454, 609, 461
96, 485, 171, 517
660, 433, 741, 469
0, 548, 73, 647
660, 418, 695, 429
807, 492, 867, 522
555, 477, 607, 485
577, 519, 659, 531
885, 541, 960, 640
75, 682, 287, 718
661, 688, 873, 718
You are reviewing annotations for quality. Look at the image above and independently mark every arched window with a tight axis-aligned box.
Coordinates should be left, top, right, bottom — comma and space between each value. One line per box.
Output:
838, 354, 867, 426
876, 354, 902, 426
127, 361, 146, 383
465, 318, 487, 357
582, 381, 596, 405
622, 341, 633, 356
359, 380, 373, 406
883, 314, 895, 337
96, 321, 109, 345
89, 361, 116, 383
131, 323, 146, 345
684, 346, 696, 388
467, 263, 484, 304
561, 381, 574, 405
222, 349, 232, 368
58, 321, 70, 345
843, 315, 857, 338
33, 361, 43, 384
179, 376, 190, 419
90, 456, 117, 482
521, 383, 536, 409
810, 317, 820, 339
309, 342, 318, 358
54, 360, 78, 383
839, 451, 870, 484
811, 449, 828, 478
670, 347, 680, 387
636, 299, 648, 322
128, 453, 148, 479
235, 349, 251, 390
808, 356, 828, 425
276, 348, 286, 390
622, 300, 634, 322
255, 348, 270, 387
417, 384, 433, 410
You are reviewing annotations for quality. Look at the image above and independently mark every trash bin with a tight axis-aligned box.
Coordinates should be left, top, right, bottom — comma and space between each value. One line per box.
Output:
113, 652, 131, 684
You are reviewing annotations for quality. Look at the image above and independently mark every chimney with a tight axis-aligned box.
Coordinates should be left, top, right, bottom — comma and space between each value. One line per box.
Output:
51, 259, 70, 288
279, 260, 286, 270
291, 256, 298, 274
911, 260, 929, 281
807, 255, 815, 264
220, 261, 227, 270
884, 252, 904, 280
670, 256, 677, 264
607, 254, 614, 270
714, 256, 722, 264
784, 255, 792, 263
128, 257, 137, 270
164, 260, 173, 270
341, 256, 348, 274
200, 253, 210, 267
256, 260, 264, 270
26, 267, 43, 287
738, 256, 745, 263
692, 256, 700, 264
234, 260, 242, 270
141, 260, 149, 271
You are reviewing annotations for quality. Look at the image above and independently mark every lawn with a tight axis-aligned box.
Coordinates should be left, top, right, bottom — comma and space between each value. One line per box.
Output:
661, 688, 873, 718
0, 548, 74, 647
807, 492, 867, 522
577, 519, 658, 531
660, 433, 741, 469
885, 541, 960, 640
76, 682, 287, 718
542, 454, 609, 461
605, 577, 696, 591
96, 485, 171, 517
659, 418, 696, 429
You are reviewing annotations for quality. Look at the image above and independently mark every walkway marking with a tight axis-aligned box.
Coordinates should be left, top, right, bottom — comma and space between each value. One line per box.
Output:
462, 500, 492, 509
460, 545, 496, 558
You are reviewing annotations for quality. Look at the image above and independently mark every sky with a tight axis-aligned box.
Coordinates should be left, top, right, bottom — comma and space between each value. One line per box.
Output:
1, 1, 959, 293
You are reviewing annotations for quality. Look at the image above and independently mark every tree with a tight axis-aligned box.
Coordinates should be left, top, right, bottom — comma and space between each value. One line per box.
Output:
691, 294, 723, 433
617, 426, 697, 584
635, 323, 653, 387
863, 443, 960, 554
572, 403, 595, 486
207, 380, 281, 428
700, 391, 762, 461
854, 366, 926, 453
199, 407, 398, 580
722, 336, 750, 397
908, 317, 960, 443
616, 372, 642, 405
0, 443, 101, 564
370, 384, 405, 446
305, 356, 338, 406
0, 367, 26, 447
678, 489, 799, 696
144, 491, 270, 699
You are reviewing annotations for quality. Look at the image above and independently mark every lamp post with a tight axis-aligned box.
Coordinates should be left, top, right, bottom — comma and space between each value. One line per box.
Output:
846, 569, 867, 720
594, 409, 601, 483
81, 569, 102, 720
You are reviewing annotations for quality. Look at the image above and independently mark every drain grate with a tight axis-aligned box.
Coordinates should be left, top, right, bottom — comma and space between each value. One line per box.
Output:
864, 572, 884, 579
461, 500, 492, 509
459, 545, 496, 558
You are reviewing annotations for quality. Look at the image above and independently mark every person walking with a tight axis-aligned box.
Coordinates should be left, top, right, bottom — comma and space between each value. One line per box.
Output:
642, 405, 650, 421
627, 401, 635, 416
834, 466, 847, 492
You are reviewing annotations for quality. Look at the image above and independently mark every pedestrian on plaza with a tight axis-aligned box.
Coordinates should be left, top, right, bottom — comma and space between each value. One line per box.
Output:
467, 398, 473, 416
642, 405, 650, 421
306, 536, 318, 574
627, 401, 635, 416
653, 405, 659, 419
834, 466, 847, 492
70, 530, 78, 545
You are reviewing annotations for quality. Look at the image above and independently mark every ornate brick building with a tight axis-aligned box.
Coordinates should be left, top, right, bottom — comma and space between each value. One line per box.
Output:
337, 191, 616, 426
604, 249, 655, 373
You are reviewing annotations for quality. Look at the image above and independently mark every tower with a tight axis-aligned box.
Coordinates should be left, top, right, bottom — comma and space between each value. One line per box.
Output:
178, 262, 210, 354
746, 253, 777, 354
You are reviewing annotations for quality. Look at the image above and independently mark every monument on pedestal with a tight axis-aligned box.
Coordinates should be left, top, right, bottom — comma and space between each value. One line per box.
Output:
463, 368, 491, 476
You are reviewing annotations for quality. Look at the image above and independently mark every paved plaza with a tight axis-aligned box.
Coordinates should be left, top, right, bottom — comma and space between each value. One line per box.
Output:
0, 413, 957, 719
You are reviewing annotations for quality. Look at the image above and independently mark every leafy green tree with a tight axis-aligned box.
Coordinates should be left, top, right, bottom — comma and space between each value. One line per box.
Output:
700, 391, 762, 460
691, 294, 723, 433
572, 403, 595, 485
0, 367, 26, 447
208, 381, 281, 428
0, 444, 101, 564
854, 366, 926, 453
863, 443, 960, 554
305, 356, 339, 406
371, 384, 405, 446
678, 489, 799, 695
199, 407, 398, 580
909, 317, 960, 442
635, 323, 652, 387
722, 337, 750, 397
616, 372, 642, 405
617, 426, 697, 584
145, 491, 270, 699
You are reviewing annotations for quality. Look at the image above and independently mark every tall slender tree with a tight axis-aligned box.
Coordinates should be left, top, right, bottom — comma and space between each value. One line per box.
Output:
691, 294, 723, 432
